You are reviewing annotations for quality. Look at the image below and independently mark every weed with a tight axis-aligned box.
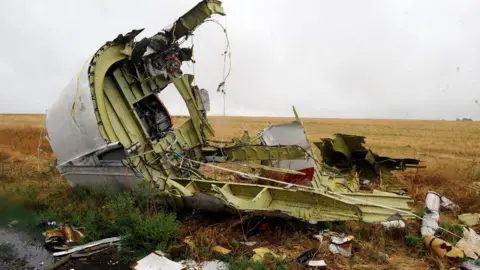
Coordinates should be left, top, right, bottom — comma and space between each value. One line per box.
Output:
405, 234, 423, 247
228, 260, 269, 270
414, 209, 425, 217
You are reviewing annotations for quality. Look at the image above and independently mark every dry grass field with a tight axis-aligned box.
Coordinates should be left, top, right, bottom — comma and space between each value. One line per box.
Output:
0, 113, 479, 269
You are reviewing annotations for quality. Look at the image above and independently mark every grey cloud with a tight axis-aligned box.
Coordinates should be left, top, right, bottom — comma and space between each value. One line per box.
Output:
0, 0, 479, 119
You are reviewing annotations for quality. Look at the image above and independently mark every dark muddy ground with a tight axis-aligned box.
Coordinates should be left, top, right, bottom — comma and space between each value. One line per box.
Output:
0, 228, 129, 270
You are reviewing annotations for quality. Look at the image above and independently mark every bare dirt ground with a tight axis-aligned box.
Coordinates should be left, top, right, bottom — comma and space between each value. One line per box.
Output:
0, 114, 479, 269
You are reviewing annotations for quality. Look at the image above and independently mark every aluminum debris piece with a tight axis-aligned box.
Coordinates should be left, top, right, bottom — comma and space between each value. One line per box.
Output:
7, 220, 18, 228
459, 213, 480, 227
131, 250, 183, 270
308, 260, 327, 267
329, 235, 355, 257
381, 220, 406, 228
421, 191, 444, 236
44, 225, 87, 251
420, 191, 464, 258
239, 241, 257, 247
200, 261, 229, 270
314, 133, 422, 186
53, 236, 121, 257
456, 227, 480, 259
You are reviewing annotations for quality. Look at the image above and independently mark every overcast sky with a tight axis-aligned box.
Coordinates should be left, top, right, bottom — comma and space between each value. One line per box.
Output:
1, 0, 479, 120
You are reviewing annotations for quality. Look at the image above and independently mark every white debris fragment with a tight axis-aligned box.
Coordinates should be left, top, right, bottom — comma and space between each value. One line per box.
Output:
381, 220, 406, 228
239, 241, 257, 247
308, 260, 327, 267
329, 244, 351, 257
7, 220, 18, 227
456, 227, 480, 260
201, 261, 229, 270
329, 235, 354, 257
132, 250, 183, 270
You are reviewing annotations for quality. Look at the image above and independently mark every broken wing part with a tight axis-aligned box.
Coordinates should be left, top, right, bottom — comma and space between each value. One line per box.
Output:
167, 178, 362, 222
314, 133, 422, 185
163, 0, 225, 42
333, 190, 415, 222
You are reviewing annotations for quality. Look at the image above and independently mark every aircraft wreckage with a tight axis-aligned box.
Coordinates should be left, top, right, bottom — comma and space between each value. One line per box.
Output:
45, 0, 423, 224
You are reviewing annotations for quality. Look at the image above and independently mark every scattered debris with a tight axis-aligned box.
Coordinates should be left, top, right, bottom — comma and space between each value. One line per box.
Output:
308, 260, 327, 267
439, 195, 460, 211
380, 214, 406, 230
297, 248, 317, 264
132, 251, 229, 270
199, 260, 229, 270
421, 191, 464, 258
131, 250, 183, 270
377, 252, 389, 260
456, 227, 480, 259
213, 245, 231, 255
44, 225, 87, 250
329, 234, 355, 257
461, 259, 480, 270
70, 244, 116, 258
52, 237, 121, 257
7, 220, 18, 228
183, 236, 195, 249
421, 191, 455, 236
423, 235, 464, 258
459, 213, 480, 227
251, 248, 286, 262
314, 133, 422, 186
239, 241, 257, 247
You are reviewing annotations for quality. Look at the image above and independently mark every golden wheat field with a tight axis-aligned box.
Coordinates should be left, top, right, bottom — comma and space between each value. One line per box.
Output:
1, 114, 480, 269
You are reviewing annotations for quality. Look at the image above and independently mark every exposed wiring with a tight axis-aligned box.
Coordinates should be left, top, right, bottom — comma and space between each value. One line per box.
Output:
205, 18, 231, 116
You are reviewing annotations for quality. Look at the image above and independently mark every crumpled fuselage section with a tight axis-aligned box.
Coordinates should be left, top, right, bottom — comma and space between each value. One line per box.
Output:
47, 0, 423, 224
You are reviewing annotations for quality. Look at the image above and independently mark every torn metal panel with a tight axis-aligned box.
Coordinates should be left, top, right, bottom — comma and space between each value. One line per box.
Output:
314, 133, 422, 185
259, 121, 315, 183
166, 178, 362, 222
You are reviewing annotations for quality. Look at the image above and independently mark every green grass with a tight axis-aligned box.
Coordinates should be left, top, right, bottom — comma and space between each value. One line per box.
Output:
1, 184, 180, 265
